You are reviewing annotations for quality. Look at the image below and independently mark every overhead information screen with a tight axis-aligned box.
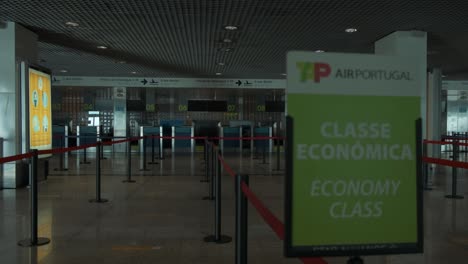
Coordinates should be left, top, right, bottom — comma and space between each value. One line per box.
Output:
188, 100, 227, 112
29, 67, 52, 154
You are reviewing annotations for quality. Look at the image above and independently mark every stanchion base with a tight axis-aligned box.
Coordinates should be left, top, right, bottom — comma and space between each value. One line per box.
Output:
89, 198, 109, 203
100, 157, 107, 160
80, 162, 91, 164
445, 195, 464, 199
202, 196, 214, 200
148, 162, 159, 164
18, 237, 51, 247
122, 180, 136, 183
140, 169, 151, 171
347, 256, 364, 264
203, 235, 232, 244
54, 168, 68, 171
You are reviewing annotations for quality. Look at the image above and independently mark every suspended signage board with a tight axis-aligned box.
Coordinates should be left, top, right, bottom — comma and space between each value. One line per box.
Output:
29, 67, 52, 155
285, 51, 423, 257
52, 76, 285, 89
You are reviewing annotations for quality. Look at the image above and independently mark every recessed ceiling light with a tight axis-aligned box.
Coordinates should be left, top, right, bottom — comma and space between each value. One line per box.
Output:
281, 73, 287, 76
442, 75, 447, 78
97, 45, 108, 49
217, 62, 225, 66
131, 71, 137, 74
59, 69, 68, 73
224, 25, 238, 31
65, 21, 79, 27
215, 72, 222, 76
218, 47, 233, 52
345, 28, 358, 33
315, 50, 325, 53
223, 38, 233, 43
116, 60, 126, 64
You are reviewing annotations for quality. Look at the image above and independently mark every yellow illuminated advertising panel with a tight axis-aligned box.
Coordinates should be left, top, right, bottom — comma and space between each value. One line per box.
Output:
29, 68, 52, 151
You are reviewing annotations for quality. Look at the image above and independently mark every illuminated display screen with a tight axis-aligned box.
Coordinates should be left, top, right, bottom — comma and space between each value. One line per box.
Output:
29, 68, 52, 153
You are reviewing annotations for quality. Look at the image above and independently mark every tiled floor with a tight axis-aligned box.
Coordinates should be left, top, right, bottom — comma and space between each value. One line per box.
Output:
1, 151, 468, 264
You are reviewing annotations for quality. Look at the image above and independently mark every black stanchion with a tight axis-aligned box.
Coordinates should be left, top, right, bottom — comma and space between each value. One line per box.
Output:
423, 143, 432, 191
18, 149, 51, 247
348, 256, 364, 264
124, 139, 136, 183
140, 136, 150, 171
204, 150, 232, 244
149, 134, 159, 164
203, 142, 214, 200
89, 142, 108, 203
235, 174, 248, 264
445, 142, 463, 199
100, 138, 107, 160
274, 138, 281, 171
80, 147, 91, 164
261, 144, 268, 164
55, 136, 68, 171
159, 136, 165, 160
201, 139, 209, 182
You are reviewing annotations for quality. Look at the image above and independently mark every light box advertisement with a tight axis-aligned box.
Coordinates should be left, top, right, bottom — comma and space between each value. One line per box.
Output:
29, 68, 52, 153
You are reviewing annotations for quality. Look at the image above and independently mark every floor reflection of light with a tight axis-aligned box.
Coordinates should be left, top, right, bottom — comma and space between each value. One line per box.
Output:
37, 207, 53, 263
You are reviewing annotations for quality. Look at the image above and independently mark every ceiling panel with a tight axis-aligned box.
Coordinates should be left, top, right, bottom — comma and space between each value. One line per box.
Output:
1, 0, 468, 78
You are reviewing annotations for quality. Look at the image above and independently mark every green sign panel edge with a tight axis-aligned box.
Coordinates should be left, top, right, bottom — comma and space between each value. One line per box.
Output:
284, 113, 424, 257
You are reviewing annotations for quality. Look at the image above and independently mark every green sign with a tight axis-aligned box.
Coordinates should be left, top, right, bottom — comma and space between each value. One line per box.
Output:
285, 52, 423, 257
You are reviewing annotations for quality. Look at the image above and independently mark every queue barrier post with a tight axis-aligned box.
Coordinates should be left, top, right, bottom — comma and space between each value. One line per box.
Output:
80, 144, 91, 164
275, 138, 281, 171
204, 149, 232, 244
235, 174, 248, 264
149, 134, 158, 164
99, 136, 107, 160
445, 142, 464, 199
0, 138, 3, 182
347, 256, 364, 264
18, 150, 51, 247
423, 142, 432, 191
123, 139, 136, 183
140, 136, 149, 171
201, 138, 209, 183
261, 143, 268, 164
89, 142, 108, 203
203, 142, 214, 200
55, 136, 68, 171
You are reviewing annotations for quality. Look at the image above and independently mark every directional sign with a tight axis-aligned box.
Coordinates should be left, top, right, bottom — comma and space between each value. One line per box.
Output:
52, 76, 285, 89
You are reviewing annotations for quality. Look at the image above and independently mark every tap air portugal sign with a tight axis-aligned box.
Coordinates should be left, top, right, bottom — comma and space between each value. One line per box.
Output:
285, 52, 423, 257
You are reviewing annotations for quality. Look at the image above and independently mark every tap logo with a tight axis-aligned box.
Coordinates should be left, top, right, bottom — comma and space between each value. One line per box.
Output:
296, 62, 331, 83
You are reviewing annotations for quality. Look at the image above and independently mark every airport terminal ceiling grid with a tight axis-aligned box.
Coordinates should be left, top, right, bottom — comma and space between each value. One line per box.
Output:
2, 0, 468, 78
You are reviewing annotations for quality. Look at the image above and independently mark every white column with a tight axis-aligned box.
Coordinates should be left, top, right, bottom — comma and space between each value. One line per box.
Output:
427, 69, 443, 158
0, 22, 37, 188
113, 87, 127, 152
375, 31, 427, 137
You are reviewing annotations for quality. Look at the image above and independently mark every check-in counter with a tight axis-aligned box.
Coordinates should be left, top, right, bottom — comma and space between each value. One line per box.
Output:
220, 126, 241, 153
172, 126, 194, 153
